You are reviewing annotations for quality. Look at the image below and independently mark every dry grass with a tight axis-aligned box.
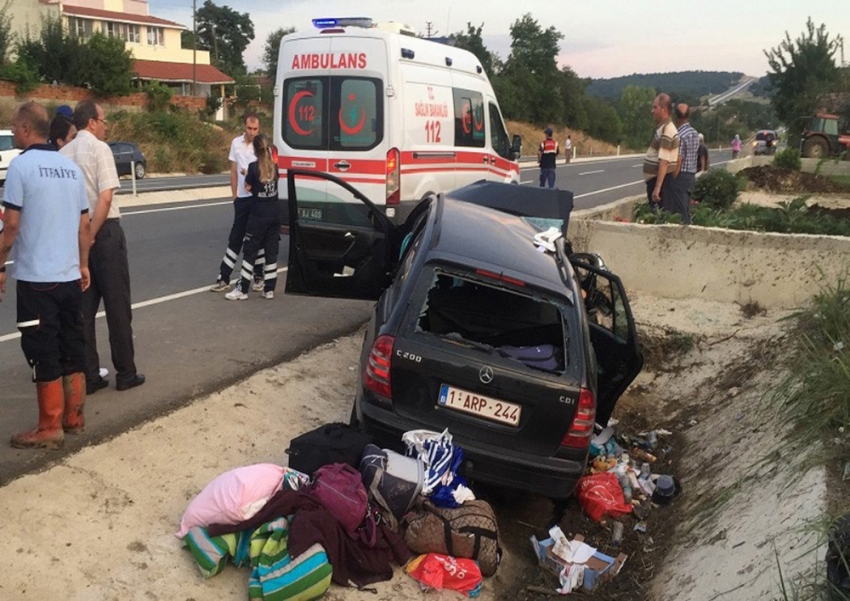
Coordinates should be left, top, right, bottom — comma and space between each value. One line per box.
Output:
506, 120, 622, 158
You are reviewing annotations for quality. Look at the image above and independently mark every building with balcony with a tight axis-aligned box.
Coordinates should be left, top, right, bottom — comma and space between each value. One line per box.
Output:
7, 0, 233, 97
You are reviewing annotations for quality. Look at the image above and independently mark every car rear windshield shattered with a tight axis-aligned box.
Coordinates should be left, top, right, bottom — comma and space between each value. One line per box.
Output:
416, 271, 568, 374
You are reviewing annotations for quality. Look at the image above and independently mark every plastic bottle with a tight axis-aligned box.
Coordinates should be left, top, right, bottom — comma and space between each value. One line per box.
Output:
647, 431, 658, 449
612, 521, 624, 546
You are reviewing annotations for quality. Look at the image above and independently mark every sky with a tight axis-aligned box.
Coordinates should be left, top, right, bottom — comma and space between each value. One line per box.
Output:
147, 0, 850, 80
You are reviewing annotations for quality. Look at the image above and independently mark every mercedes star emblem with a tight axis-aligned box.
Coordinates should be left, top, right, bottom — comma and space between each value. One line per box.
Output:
479, 366, 494, 384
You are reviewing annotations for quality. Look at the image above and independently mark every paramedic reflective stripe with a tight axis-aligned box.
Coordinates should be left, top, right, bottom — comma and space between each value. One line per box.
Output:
17, 319, 40, 328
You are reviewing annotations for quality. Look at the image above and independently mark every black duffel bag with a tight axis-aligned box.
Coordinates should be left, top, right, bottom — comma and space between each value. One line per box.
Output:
285, 422, 373, 477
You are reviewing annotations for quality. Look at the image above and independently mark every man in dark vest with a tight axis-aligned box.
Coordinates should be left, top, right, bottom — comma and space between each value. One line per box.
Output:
537, 127, 560, 189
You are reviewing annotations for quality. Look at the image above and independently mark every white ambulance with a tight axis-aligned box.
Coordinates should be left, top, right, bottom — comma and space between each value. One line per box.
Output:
274, 17, 521, 225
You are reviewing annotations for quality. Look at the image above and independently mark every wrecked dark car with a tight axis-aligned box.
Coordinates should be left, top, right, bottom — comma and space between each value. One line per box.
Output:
284, 171, 643, 499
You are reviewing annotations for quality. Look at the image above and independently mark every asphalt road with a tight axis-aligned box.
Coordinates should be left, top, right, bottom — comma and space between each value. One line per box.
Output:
0, 197, 374, 484
0, 150, 729, 484
519, 148, 728, 207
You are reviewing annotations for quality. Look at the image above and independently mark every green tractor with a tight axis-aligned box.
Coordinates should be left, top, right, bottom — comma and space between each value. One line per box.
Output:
800, 113, 850, 159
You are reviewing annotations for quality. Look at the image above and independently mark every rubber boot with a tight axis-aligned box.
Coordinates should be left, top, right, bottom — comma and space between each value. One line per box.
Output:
62, 373, 86, 434
10, 379, 65, 449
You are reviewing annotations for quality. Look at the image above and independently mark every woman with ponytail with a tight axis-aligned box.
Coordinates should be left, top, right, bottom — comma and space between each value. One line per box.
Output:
225, 133, 280, 300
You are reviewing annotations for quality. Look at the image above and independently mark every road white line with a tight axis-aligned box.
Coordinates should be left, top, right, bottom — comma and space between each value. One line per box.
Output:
519, 180, 534, 185
0, 267, 290, 343
574, 180, 644, 199
632, 164, 643, 168
579, 170, 604, 176
122, 200, 232, 216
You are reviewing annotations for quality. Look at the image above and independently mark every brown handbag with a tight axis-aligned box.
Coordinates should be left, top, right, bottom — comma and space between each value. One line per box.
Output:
403, 499, 501, 577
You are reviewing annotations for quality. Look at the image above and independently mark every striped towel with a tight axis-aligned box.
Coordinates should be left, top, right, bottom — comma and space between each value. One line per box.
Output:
184, 518, 332, 601
403, 429, 455, 495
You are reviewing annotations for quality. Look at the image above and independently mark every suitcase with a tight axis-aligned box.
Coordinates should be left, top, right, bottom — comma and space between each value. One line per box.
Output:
285, 422, 373, 477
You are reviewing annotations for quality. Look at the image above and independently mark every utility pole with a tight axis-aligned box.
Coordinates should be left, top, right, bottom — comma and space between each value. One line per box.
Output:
425, 21, 438, 38
192, 0, 197, 96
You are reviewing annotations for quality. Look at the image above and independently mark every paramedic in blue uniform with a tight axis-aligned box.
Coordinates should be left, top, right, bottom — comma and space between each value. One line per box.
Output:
225, 133, 280, 300
538, 127, 559, 188
211, 112, 266, 292
0, 101, 91, 449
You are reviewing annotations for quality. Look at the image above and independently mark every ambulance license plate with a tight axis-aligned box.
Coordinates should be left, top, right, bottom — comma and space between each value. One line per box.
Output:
298, 207, 323, 220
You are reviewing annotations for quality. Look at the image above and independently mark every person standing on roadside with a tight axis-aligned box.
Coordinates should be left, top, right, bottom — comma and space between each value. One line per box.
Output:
697, 133, 710, 174
211, 112, 266, 292
0, 101, 91, 449
61, 100, 145, 395
48, 114, 76, 150
538, 127, 559, 188
670, 103, 699, 224
225, 134, 280, 301
731, 134, 742, 159
642, 94, 679, 213
564, 134, 572, 164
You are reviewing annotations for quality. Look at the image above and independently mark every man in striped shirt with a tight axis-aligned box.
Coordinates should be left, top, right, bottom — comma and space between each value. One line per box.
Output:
669, 103, 699, 224
642, 94, 679, 213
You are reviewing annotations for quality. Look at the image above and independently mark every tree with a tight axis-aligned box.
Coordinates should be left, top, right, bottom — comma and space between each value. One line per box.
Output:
262, 26, 295, 77
194, 1, 254, 77
765, 18, 839, 138
452, 23, 494, 77
15, 18, 133, 97
0, 0, 13, 65
559, 67, 589, 131
618, 85, 656, 150
583, 97, 622, 145
80, 33, 133, 96
498, 14, 564, 124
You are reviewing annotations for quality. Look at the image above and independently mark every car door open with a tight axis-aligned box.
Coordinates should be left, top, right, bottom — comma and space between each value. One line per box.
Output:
285, 169, 400, 300
570, 257, 643, 427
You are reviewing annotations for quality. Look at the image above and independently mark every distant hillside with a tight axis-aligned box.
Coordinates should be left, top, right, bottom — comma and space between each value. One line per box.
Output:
586, 71, 746, 101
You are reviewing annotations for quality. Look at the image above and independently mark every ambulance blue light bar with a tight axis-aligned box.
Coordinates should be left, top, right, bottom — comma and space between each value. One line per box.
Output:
312, 17, 373, 29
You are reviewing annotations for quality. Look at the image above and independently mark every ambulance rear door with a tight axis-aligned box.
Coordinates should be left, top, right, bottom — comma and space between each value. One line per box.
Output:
325, 36, 388, 215
279, 35, 331, 221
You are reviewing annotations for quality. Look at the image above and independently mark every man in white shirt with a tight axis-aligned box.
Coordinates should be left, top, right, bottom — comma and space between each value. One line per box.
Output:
211, 112, 266, 292
61, 100, 145, 394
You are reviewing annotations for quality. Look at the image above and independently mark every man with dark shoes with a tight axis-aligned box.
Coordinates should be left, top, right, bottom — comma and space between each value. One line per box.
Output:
61, 100, 144, 394
0, 101, 91, 449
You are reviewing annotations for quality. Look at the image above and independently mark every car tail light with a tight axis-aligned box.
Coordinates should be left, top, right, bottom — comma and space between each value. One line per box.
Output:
271, 144, 279, 163
364, 335, 394, 398
560, 388, 596, 448
386, 148, 401, 206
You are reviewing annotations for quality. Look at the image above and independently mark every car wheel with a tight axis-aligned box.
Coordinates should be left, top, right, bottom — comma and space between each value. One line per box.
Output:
134, 162, 146, 179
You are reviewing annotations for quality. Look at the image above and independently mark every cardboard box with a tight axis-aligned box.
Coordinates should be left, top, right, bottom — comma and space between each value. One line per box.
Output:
530, 534, 628, 593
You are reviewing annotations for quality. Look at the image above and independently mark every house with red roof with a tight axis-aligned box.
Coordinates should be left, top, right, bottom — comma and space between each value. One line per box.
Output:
8, 0, 234, 97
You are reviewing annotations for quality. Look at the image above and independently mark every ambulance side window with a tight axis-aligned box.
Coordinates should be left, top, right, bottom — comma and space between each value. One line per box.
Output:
331, 77, 382, 151
452, 88, 485, 148
489, 102, 511, 159
283, 78, 326, 149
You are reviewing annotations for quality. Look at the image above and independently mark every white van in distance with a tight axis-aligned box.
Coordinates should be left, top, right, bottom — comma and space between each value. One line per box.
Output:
274, 17, 521, 225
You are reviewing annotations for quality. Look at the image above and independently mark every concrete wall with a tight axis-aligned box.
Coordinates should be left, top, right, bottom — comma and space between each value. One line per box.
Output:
569, 199, 850, 309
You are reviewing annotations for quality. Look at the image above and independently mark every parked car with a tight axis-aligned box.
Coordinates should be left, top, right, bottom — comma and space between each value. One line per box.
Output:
0, 129, 22, 185
753, 130, 779, 156
108, 141, 146, 179
284, 171, 643, 499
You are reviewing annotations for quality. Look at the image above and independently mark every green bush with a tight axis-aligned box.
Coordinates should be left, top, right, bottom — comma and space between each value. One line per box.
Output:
144, 80, 173, 112
773, 147, 802, 171
0, 60, 40, 95
693, 169, 739, 209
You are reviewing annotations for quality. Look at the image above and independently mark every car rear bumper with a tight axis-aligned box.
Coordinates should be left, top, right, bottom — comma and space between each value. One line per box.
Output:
358, 398, 585, 499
